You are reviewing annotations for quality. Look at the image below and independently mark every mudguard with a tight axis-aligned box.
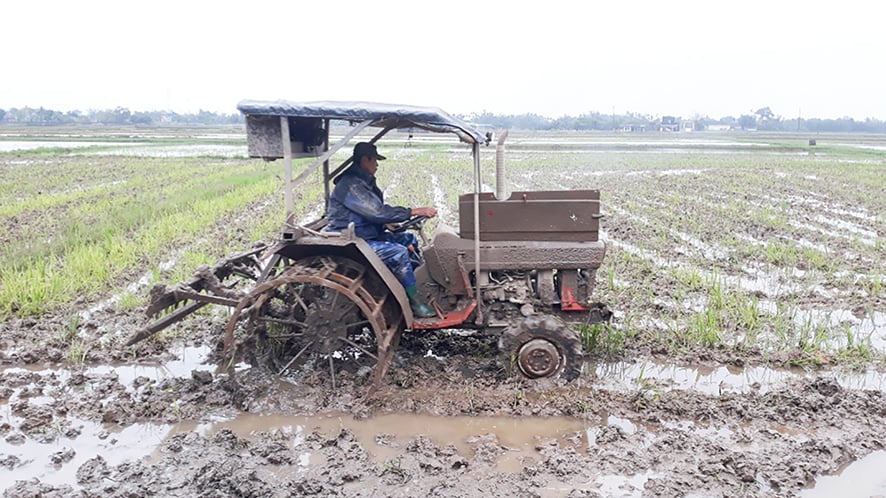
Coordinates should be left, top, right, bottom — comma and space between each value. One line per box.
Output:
265, 227, 415, 326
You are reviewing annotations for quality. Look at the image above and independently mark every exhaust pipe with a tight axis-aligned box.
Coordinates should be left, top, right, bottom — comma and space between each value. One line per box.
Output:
495, 129, 509, 200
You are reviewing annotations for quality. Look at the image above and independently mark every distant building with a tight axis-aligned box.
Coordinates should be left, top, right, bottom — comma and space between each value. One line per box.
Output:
620, 124, 647, 132
659, 116, 695, 132
660, 116, 679, 132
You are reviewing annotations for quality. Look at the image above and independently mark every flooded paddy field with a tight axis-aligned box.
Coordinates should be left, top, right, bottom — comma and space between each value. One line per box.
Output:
0, 127, 884, 496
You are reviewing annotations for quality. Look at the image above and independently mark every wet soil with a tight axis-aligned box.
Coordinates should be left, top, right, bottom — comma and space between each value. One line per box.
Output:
2, 304, 885, 498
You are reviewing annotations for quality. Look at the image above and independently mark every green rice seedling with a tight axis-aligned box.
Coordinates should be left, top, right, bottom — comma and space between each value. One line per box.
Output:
578, 322, 626, 357
512, 388, 526, 409
860, 276, 882, 299
502, 352, 518, 379
672, 267, 703, 292
382, 457, 407, 479
59, 314, 81, 343
689, 308, 721, 348
664, 315, 686, 348
0, 258, 64, 316
751, 206, 789, 231
67, 340, 90, 365
796, 314, 819, 352
607, 266, 617, 292
801, 247, 831, 272
171, 399, 183, 423
2, 160, 266, 270
631, 364, 661, 410
837, 324, 873, 363
813, 318, 830, 349
463, 382, 478, 413
116, 291, 143, 313
764, 241, 799, 267
732, 292, 761, 342
181, 251, 217, 273
769, 303, 794, 351
635, 362, 646, 387
706, 273, 726, 312
571, 398, 592, 419
396, 372, 415, 389
0, 168, 280, 319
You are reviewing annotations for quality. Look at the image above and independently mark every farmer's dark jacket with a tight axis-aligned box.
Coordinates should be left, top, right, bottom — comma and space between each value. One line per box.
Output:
325, 165, 411, 240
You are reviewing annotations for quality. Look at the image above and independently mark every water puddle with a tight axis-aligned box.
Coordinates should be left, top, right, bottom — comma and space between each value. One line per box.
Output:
0, 416, 174, 486
0, 141, 146, 152
86, 345, 216, 385
592, 360, 886, 395
837, 143, 886, 152
0, 410, 595, 486
789, 219, 877, 247
783, 193, 878, 222
86, 144, 246, 158
184, 412, 590, 472
0, 345, 214, 387
753, 302, 886, 352
801, 450, 886, 497
7, 402, 864, 496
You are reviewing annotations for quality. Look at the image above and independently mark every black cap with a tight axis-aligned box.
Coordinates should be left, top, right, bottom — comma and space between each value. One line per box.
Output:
353, 142, 386, 162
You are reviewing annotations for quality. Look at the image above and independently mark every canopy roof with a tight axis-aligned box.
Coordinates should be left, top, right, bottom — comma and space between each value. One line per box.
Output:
237, 99, 489, 145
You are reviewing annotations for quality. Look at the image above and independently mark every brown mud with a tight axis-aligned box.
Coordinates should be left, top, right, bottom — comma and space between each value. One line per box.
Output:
2, 303, 885, 498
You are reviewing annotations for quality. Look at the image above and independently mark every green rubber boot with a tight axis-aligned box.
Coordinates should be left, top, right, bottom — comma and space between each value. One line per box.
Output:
405, 285, 436, 318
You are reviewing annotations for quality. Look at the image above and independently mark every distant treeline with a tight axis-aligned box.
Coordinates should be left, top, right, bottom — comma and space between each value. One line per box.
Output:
0, 107, 240, 126
464, 108, 886, 134
2, 105, 885, 133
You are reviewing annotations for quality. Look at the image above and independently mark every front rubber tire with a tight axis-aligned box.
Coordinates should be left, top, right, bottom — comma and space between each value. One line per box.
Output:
499, 315, 584, 381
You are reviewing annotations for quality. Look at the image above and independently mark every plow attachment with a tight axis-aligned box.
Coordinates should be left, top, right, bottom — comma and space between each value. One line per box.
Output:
125, 240, 406, 389
124, 244, 268, 347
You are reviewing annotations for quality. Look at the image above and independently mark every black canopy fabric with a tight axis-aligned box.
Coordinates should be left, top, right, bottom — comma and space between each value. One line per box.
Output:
237, 100, 488, 145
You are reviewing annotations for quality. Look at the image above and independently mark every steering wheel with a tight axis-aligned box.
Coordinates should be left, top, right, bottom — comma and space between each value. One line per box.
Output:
390, 215, 428, 233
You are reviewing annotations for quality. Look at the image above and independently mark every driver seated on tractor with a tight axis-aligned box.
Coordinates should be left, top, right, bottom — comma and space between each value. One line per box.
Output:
325, 142, 437, 318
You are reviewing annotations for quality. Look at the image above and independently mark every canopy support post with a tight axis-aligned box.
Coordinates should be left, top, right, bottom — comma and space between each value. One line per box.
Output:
472, 142, 483, 324
280, 116, 294, 220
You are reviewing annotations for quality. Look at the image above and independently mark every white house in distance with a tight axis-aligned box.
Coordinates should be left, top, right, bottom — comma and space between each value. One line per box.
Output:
659, 116, 696, 132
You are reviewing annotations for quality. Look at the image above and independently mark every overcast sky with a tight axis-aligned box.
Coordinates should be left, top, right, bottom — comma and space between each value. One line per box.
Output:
2, 0, 883, 120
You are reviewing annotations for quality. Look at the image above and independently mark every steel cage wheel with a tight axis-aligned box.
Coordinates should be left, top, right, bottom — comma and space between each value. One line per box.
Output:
223, 256, 404, 385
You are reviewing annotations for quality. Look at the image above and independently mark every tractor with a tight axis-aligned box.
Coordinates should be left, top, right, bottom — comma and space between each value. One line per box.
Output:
126, 100, 609, 385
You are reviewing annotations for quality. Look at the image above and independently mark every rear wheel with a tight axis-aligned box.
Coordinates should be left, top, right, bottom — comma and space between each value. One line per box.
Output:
223, 256, 404, 386
499, 315, 584, 381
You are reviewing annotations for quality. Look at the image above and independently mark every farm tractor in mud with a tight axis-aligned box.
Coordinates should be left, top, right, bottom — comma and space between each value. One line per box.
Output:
126, 101, 610, 385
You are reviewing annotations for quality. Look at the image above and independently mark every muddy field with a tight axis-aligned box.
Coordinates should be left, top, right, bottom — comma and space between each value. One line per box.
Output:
1, 129, 885, 497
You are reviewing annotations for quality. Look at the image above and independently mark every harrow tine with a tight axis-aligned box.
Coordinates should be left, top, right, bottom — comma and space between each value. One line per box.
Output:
125, 301, 208, 347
